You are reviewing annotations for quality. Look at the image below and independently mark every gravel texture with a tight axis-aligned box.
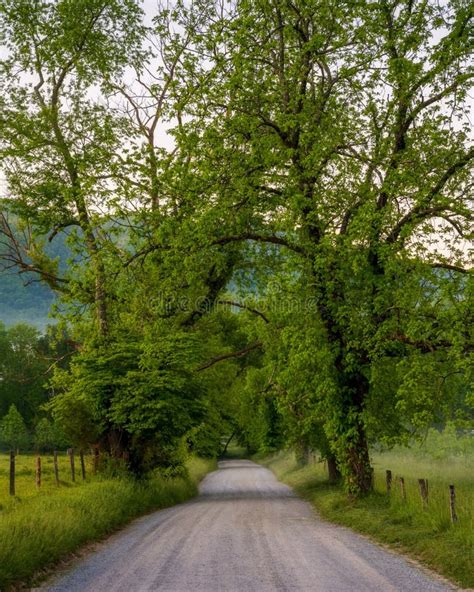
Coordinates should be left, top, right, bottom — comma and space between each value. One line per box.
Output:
43, 459, 455, 591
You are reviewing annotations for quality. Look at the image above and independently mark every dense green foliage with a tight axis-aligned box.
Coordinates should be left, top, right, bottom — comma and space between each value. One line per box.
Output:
0, 321, 74, 450
0, 0, 472, 495
0, 322, 49, 424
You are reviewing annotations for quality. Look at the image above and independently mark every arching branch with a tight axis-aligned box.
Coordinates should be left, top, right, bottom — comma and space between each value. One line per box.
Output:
429, 262, 470, 274
386, 147, 474, 245
196, 341, 263, 372
0, 212, 70, 292
212, 233, 306, 255
218, 300, 269, 323
124, 231, 306, 268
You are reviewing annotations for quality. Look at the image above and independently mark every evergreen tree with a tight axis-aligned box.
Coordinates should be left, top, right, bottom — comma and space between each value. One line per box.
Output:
0, 404, 30, 451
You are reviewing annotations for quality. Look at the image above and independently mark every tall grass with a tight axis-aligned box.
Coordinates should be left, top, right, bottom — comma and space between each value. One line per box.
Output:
0, 450, 88, 509
260, 441, 473, 589
372, 448, 473, 534
0, 454, 216, 590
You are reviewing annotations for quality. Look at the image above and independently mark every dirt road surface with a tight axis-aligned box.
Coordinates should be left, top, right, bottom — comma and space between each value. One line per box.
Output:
43, 460, 454, 591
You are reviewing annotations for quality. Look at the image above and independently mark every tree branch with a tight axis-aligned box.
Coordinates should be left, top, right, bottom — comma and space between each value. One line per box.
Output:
386, 147, 474, 244
429, 262, 471, 274
0, 213, 70, 292
218, 300, 269, 323
211, 233, 306, 255
388, 332, 452, 354
386, 206, 450, 244
196, 341, 263, 372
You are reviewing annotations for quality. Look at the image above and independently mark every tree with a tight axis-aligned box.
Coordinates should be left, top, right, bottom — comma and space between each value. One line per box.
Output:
0, 322, 46, 422
0, 0, 145, 336
0, 404, 30, 450
0, 0, 243, 471
177, 0, 473, 493
47, 327, 207, 472
0, 321, 76, 426
1, 0, 471, 490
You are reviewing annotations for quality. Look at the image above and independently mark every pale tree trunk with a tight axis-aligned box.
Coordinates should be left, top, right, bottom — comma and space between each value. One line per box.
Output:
48, 93, 109, 338
76, 198, 109, 337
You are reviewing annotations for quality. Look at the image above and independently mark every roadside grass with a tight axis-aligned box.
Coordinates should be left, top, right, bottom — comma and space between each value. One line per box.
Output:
0, 454, 216, 590
259, 450, 473, 589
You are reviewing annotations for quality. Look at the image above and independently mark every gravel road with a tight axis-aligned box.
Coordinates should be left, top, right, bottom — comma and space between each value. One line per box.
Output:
43, 459, 454, 592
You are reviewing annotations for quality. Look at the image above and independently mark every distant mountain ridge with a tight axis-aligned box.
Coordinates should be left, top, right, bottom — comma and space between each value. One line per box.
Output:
0, 270, 56, 329
0, 205, 71, 329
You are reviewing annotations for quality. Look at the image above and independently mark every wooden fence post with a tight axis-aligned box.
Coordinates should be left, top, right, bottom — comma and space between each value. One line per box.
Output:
35, 455, 41, 489
399, 476, 406, 501
418, 478, 428, 509
80, 450, 86, 480
53, 450, 60, 485
68, 448, 76, 482
449, 485, 458, 523
9, 450, 15, 496
386, 470, 392, 494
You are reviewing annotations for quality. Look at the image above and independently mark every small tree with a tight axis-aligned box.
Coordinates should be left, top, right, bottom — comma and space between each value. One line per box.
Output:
0, 404, 30, 451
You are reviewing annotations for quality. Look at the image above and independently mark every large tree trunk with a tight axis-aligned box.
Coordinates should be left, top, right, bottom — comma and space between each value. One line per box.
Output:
337, 372, 373, 495
344, 423, 373, 495
304, 216, 373, 495
327, 453, 341, 483
92, 257, 109, 336
80, 214, 109, 337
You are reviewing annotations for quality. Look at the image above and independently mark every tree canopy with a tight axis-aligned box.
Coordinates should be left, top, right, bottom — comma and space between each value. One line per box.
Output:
0, 0, 472, 493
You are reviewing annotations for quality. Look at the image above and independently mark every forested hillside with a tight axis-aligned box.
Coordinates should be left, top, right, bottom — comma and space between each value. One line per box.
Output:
0, 0, 472, 495
0, 271, 54, 328
0, 208, 71, 328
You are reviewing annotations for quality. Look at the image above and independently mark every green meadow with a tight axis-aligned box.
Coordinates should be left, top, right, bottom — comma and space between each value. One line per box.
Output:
0, 453, 215, 590
260, 435, 474, 589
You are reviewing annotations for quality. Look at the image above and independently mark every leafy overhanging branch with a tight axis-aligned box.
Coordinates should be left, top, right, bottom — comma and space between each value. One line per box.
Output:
123, 231, 306, 268
196, 341, 263, 372
386, 147, 474, 245
218, 300, 269, 323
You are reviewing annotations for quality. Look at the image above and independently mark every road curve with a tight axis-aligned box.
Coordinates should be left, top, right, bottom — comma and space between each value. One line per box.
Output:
43, 460, 454, 592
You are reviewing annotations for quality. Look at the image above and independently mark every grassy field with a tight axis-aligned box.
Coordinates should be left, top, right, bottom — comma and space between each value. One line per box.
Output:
0, 450, 91, 509
0, 452, 216, 590
260, 446, 473, 589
